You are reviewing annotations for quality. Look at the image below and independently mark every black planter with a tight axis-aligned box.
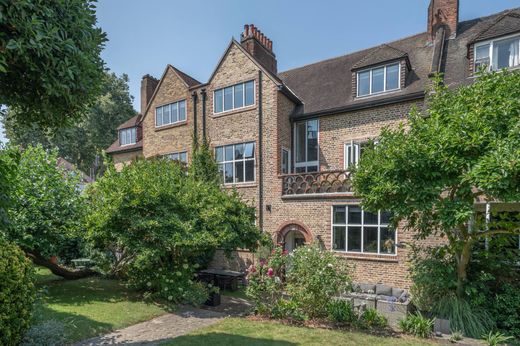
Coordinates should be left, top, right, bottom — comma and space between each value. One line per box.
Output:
204, 292, 221, 306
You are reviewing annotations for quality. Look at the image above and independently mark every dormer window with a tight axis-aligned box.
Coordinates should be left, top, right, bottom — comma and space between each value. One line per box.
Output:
474, 34, 520, 72
357, 63, 400, 97
119, 127, 136, 146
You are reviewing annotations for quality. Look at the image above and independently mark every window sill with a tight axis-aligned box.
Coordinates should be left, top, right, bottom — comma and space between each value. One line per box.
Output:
333, 251, 399, 263
222, 182, 257, 189
155, 121, 188, 132
355, 89, 402, 100
212, 105, 257, 118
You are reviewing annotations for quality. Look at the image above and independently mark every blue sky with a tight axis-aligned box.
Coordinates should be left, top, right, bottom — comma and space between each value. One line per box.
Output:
0, 0, 518, 143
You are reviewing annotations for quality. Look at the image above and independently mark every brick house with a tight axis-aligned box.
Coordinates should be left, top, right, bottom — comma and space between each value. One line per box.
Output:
107, 0, 520, 288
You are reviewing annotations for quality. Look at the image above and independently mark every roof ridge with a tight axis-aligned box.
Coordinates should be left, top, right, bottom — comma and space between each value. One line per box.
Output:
278, 32, 426, 76
170, 66, 201, 86
470, 9, 520, 43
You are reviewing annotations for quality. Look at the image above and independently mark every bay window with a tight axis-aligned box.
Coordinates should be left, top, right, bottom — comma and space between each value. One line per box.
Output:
332, 205, 396, 255
294, 119, 319, 173
474, 34, 520, 71
216, 142, 255, 184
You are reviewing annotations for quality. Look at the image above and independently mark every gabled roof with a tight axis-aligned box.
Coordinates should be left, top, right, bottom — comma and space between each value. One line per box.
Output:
280, 7, 520, 117
171, 66, 201, 87
116, 114, 140, 130
470, 10, 520, 43
351, 44, 409, 70
106, 139, 143, 154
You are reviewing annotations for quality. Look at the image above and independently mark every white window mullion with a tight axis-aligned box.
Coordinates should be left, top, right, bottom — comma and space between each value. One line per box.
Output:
377, 210, 381, 255
383, 65, 387, 92
361, 207, 364, 253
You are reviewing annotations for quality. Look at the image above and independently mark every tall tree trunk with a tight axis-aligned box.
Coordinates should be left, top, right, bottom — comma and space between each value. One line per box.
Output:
456, 240, 472, 298
26, 251, 96, 280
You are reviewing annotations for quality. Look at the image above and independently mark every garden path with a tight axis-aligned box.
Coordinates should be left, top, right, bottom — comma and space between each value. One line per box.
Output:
75, 296, 252, 346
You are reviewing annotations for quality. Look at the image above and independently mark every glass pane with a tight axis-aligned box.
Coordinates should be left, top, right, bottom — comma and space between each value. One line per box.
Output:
363, 227, 378, 253
120, 130, 125, 145
224, 145, 234, 161
282, 150, 289, 174
380, 227, 396, 254
295, 122, 307, 163
235, 161, 244, 183
244, 142, 254, 158
364, 211, 378, 225
215, 147, 223, 162
234, 83, 244, 108
234, 143, 244, 160
217, 163, 224, 180
245, 160, 254, 181
156, 107, 163, 126
214, 89, 223, 113
476, 44, 490, 60
381, 211, 393, 224
386, 64, 399, 90
295, 166, 306, 173
171, 103, 178, 123
179, 152, 187, 162
306, 165, 318, 172
179, 100, 186, 121
224, 163, 233, 183
347, 226, 362, 252
372, 67, 384, 93
245, 81, 254, 106
358, 71, 370, 96
307, 119, 318, 162
493, 37, 519, 70
131, 128, 136, 143
333, 206, 346, 224
348, 206, 362, 224
224, 86, 233, 111
333, 226, 346, 251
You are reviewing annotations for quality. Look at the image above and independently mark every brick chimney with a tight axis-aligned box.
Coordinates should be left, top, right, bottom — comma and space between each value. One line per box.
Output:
428, 0, 459, 40
140, 74, 159, 115
240, 24, 277, 74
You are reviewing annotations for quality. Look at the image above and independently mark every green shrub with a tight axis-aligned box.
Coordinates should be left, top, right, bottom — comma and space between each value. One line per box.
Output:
271, 299, 307, 321
433, 296, 493, 338
359, 308, 388, 329
490, 284, 520, 338
482, 331, 514, 346
0, 238, 35, 345
449, 330, 464, 343
327, 299, 356, 324
22, 320, 68, 346
398, 312, 434, 338
285, 245, 352, 318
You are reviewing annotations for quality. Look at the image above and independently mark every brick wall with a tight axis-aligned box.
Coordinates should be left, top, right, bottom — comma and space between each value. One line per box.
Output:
112, 150, 143, 171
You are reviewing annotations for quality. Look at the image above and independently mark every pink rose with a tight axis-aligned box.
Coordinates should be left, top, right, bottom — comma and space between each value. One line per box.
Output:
259, 259, 266, 266
247, 265, 256, 273
282, 250, 288, 255
267, 268, 274, 277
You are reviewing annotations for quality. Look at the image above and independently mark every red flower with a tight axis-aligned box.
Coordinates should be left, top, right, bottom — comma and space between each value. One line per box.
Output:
267, 268, 274, 277
282, 250, 289, 255
259, 259, 266, 266
247, 265, 256, 273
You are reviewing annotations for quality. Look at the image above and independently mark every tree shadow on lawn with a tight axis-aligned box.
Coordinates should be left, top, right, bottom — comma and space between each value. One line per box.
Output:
33, 305, 114, 343
166, 333, 297, 346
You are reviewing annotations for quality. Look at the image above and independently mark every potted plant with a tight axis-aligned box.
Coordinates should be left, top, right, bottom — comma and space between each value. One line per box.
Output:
204, 283, 221, 307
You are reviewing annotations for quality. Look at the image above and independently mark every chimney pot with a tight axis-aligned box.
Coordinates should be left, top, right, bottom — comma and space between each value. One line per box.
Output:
244, 24, 249, 37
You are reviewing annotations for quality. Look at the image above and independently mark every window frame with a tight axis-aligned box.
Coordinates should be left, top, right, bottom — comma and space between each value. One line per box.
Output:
331, 205, 397, 256
163, 151, 188, 163
294, 119, 319, 173
356, 62, 401, 97
474, 33, 520, 72
155, 99, 187, 128
281, 147, 291, 175
213, 80, 256, 114
119, 127, 137, 146
215, 141, 256, 185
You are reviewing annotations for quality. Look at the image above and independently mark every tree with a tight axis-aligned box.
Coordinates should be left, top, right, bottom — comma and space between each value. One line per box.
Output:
2, 72, 136, 173
3, 145, 93, 279
86, 149, 264, 300
353, 71, 520, 297
0, 0, 106, 128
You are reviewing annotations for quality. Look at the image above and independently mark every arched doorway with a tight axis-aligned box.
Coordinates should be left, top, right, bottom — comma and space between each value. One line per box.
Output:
276, 223, 313, 253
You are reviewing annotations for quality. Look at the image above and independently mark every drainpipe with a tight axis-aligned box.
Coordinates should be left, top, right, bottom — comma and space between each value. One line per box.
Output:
191, 91, 198, 143
258, 71, 264, 231
201, 89, 207, 142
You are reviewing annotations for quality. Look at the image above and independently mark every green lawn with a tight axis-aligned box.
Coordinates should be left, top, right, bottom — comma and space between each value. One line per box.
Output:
33, 267, 168, 343
167, 318, 436, 346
